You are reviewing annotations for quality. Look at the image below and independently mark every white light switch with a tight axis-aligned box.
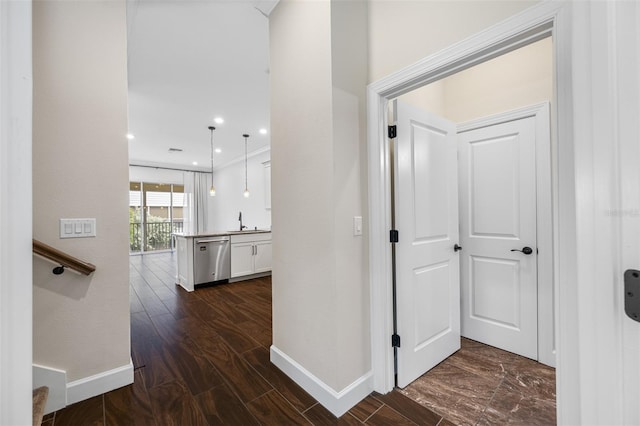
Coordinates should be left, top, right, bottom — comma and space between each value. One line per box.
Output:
60, 218, 96, 238
353, 216, 363, 236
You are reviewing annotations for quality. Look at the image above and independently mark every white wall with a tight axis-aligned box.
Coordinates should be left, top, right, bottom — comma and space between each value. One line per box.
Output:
330, 0, 370, 392
368, 0, 539, 82
399, 37, 552, 123
443, 37, 552, 123
32, 0, 131, 394
270, 0, 337, 387
208, 150, 272, 231
397, 81, 446, 117
270, 0, 370, 413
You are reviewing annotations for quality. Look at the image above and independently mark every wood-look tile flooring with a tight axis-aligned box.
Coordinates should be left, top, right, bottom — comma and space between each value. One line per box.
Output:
45, 252, 448, 426
400, 338, 557, 426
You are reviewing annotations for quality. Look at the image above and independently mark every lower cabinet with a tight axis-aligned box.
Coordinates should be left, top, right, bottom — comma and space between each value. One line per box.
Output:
253, 241, 272, 273
230, 233, 272, 279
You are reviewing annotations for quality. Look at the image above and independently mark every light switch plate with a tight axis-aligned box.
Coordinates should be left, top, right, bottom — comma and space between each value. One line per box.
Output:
60, 218, 96, 238
353, 216, 363, 236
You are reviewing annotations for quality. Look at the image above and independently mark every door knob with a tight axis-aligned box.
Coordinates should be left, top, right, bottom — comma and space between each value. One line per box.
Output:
511, 246, 533, 255
454, 244, 462, 252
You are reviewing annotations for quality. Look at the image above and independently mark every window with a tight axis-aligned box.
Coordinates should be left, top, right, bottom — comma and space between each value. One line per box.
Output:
129, 182, 184, 253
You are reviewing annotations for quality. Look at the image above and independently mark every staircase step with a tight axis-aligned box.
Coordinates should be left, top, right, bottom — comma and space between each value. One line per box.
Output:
32, 386, 49, 426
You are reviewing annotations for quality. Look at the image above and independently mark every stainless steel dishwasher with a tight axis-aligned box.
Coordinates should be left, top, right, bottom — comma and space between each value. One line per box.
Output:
194, 236, 231, 285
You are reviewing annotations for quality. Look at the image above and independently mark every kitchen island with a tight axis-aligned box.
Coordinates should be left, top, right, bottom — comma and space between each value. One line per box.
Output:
174, 230, 272, 292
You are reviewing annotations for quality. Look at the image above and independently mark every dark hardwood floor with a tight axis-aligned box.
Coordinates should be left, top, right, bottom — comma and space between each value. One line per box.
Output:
44, 252, 446, 426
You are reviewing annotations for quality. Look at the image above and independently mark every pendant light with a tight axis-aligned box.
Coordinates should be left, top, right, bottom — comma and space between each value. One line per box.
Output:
242, 134, 250, 198
208, 126, 216, 196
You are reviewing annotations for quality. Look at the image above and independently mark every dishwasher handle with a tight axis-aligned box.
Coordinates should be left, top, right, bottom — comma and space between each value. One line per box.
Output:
195, 238, 229, 244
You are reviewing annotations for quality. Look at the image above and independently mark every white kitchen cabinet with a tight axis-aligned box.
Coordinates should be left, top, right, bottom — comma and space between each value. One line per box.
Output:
231, 242, 255, 277
230, 232, 272, 280
175, 234, 195, 291
253, 241, 272, 273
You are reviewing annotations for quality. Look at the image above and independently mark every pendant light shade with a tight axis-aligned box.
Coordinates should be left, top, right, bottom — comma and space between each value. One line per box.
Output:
243, 134, 250, 197
208, 126, 216, 196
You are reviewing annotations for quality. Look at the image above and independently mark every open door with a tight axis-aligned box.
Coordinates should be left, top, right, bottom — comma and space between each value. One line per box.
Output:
394, 100, 461, 388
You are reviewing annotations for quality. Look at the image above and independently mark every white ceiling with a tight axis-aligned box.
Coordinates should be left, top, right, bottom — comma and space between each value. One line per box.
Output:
126, 0, 277, 172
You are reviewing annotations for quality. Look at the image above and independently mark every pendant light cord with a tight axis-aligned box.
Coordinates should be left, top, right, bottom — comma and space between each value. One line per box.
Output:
208, 126, 216, 197
244, 135, 248, 191
242, 134, 250, 194
209, 126, 215, 177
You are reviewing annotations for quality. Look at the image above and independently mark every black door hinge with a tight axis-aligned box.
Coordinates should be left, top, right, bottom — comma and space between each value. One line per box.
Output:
392, 334, 401, 348
388, 125, 397, 139
390, 229, 399, 243
625, 269, 640, 323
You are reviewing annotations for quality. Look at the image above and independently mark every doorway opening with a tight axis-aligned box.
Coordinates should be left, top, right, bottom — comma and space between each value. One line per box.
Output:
366, 2, 572, 421
387, 36, 556, 424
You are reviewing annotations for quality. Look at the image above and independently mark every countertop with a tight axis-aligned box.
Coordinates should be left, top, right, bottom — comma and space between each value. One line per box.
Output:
173, 230, 271, 238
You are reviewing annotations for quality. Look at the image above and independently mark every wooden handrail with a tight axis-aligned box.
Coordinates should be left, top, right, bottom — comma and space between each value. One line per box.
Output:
32, 239, 96, 276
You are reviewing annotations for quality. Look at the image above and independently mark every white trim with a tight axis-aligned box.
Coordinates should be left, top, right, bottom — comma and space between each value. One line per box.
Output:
66, 360, 134, 406
213, 145, 271, 171
366, 0, 572, 415
33, 365, 67, 415
270, 345, 373, 418
457, 102, 555, 367
0, 1, 33, 425
128, 146, 271, 174
457, 102, 548, 133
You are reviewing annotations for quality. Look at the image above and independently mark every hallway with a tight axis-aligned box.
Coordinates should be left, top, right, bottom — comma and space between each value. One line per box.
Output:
44, 252, 446, 425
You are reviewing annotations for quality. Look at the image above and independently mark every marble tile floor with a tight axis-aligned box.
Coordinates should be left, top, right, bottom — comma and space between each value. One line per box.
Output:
399, 338, 557, 426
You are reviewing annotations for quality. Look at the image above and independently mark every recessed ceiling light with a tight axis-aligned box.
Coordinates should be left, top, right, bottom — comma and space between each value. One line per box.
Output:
126, 133, 135, 140
214, 117, 224, 124
192, 161, 198, 166
259, 128, 268, 135
215, 148, 222, 153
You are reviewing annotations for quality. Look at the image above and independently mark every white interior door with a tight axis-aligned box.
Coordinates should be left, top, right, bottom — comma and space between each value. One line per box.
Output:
394, 100, 460, 388
458, 117, 538, 359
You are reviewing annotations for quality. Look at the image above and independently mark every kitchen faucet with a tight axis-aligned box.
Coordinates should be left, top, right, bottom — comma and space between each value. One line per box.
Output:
239, 211, 247, 231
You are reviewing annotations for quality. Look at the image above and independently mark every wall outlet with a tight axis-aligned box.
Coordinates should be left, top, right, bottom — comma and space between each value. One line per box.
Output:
60, 218, 96, 238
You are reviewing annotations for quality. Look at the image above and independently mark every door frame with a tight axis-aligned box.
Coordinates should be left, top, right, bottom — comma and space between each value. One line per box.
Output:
457, 102, 554, 367
367, 0, 573, 418
0, 0, 33, 424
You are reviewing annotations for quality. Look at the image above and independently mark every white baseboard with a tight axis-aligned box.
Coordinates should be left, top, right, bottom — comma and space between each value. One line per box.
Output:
33, 364, 67, 415
66, 360, 134, 405
270, 345, 373, 418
